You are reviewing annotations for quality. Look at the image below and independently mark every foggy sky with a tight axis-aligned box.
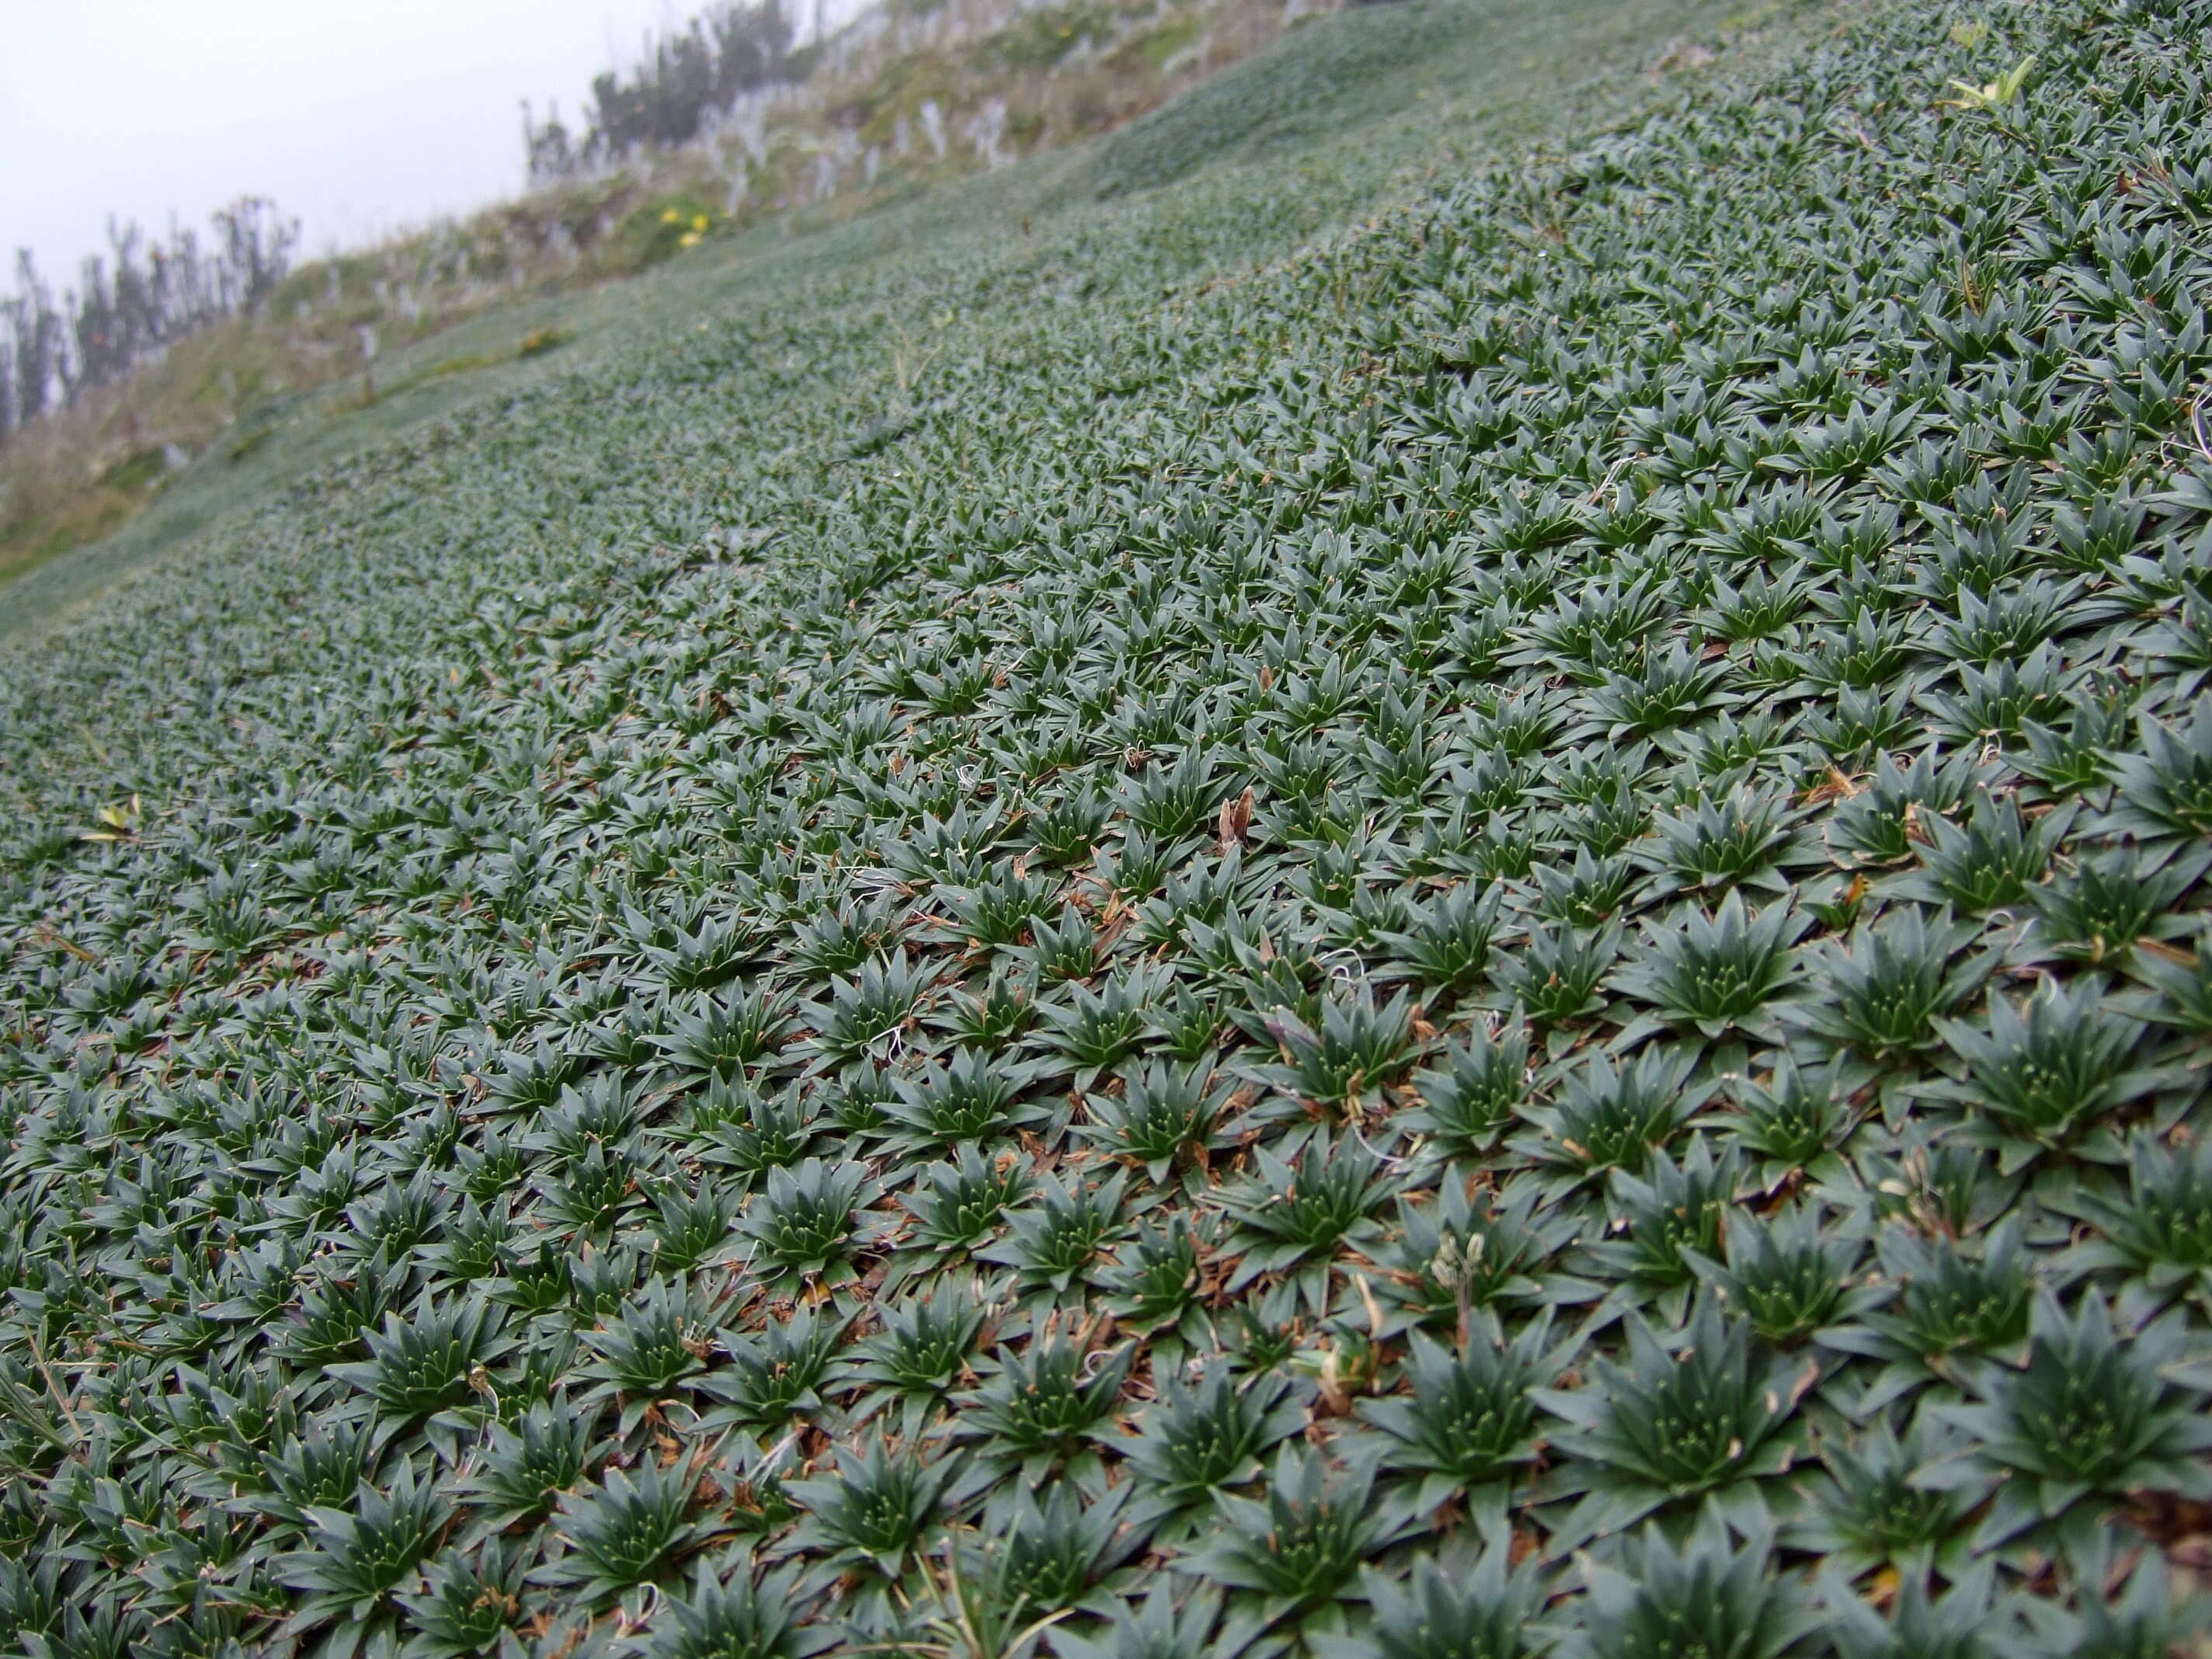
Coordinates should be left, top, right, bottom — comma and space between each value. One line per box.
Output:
2, 0, 847, 290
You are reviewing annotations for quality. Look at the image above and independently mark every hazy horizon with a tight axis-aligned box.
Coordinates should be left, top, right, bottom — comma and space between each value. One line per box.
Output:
2, 0, 858, 294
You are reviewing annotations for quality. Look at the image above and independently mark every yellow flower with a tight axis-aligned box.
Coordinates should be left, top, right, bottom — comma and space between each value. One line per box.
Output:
679, 231, 702, 249
660, 207, 682, 224
692, 214, 709, 231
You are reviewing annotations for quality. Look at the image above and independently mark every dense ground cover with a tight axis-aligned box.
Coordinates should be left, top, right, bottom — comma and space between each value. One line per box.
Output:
5, 0, 2212, 1652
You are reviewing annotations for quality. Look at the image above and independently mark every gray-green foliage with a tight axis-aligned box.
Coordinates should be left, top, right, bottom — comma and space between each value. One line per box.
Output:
6, 0, 2212, 1651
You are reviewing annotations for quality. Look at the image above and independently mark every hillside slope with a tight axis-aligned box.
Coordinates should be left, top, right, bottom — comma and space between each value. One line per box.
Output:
0, 0, 1739, 614
9, 0, 2212, 1654
0, 0, 1763, 643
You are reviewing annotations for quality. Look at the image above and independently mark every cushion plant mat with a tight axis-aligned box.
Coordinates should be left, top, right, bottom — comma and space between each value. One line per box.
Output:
6, 0, 2212, 1654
